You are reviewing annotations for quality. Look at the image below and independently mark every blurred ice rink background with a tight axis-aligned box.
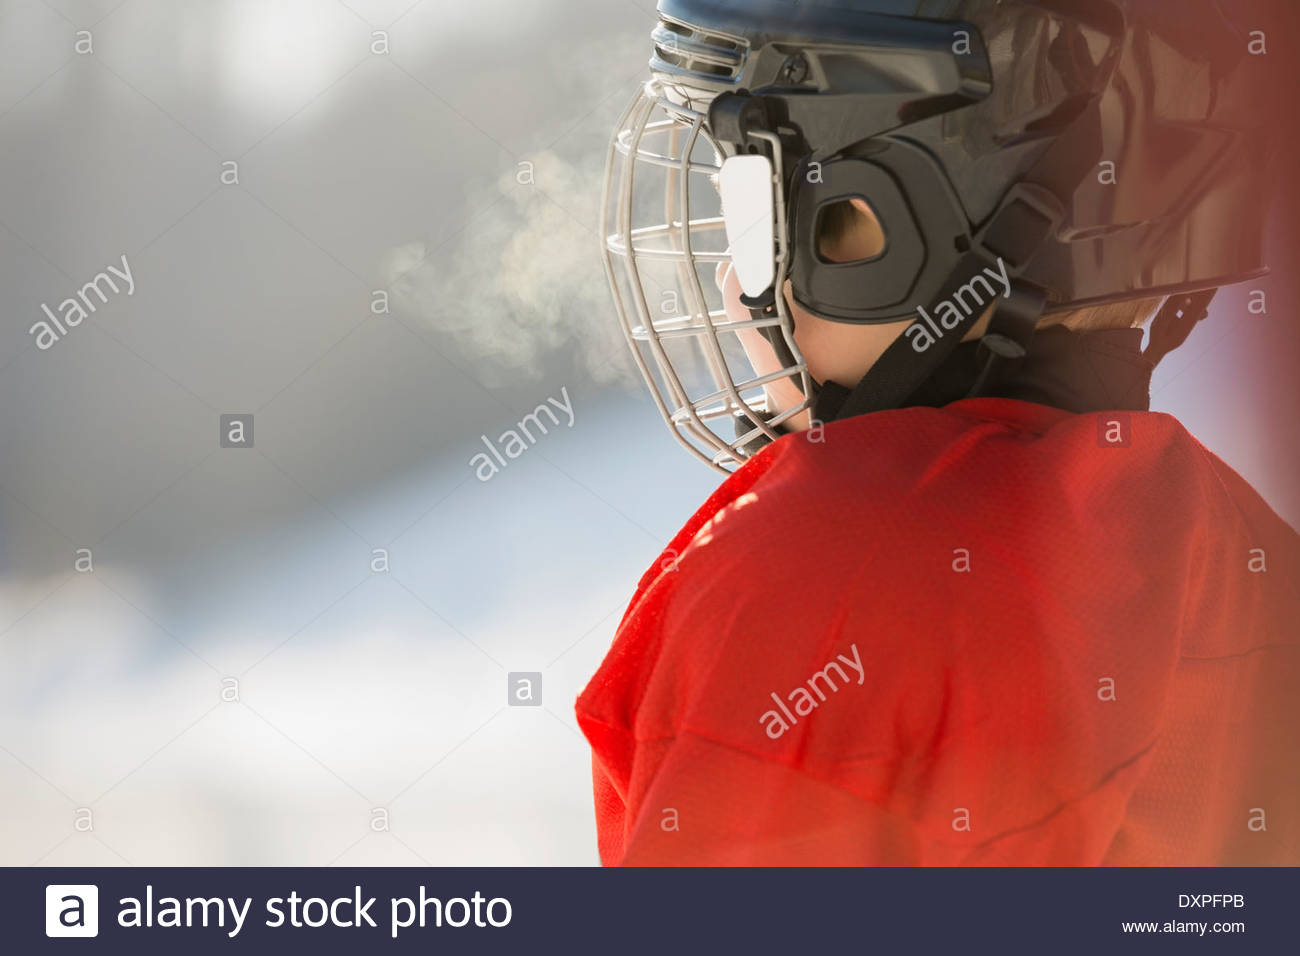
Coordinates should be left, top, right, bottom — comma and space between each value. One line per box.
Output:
0, 0, 1296, 866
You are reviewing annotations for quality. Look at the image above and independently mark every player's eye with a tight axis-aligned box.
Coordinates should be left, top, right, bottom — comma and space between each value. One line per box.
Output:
814, 196, 886, 264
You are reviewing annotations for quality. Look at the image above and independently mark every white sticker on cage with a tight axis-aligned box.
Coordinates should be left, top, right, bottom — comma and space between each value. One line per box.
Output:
718, 155, 776, 298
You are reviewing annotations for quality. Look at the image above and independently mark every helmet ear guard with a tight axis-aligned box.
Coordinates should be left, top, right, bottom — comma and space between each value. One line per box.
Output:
785, 144, 972, 325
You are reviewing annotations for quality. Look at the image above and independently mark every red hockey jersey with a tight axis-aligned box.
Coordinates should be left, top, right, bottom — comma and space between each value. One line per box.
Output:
575, 398, 1300, 865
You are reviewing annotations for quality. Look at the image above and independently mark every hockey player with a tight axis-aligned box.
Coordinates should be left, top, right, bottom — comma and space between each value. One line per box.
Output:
578, 0, 1298, 865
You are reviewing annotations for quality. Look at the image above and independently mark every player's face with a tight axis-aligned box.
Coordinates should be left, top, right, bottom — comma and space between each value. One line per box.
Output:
714, 262, 909, 427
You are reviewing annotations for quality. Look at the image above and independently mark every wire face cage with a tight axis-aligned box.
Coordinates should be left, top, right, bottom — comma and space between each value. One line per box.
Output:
600, 79, 813, 474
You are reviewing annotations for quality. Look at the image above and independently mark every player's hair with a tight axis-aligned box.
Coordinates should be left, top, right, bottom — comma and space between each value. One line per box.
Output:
1044, 296, 1165, 331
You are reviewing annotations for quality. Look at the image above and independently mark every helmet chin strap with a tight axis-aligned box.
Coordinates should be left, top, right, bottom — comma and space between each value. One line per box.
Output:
812, 259, 1050, 424
739, 287, 801, 373
964, 283, 1049, 400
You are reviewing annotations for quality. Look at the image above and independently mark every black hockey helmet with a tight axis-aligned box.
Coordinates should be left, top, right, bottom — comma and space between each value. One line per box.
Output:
601, 0, 1281, 470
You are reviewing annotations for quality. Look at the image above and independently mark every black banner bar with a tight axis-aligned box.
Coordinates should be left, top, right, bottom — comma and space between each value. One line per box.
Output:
10, 866, 1296, 954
